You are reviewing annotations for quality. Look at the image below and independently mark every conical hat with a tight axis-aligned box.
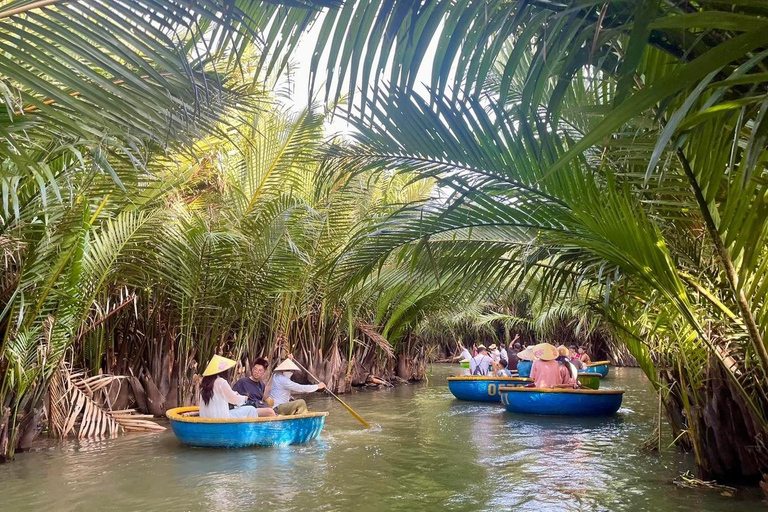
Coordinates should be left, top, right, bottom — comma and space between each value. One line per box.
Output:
203, 355, 236, 376
517, 347, 534, 361
533, 343, 559, 361
274, 358, 300, 372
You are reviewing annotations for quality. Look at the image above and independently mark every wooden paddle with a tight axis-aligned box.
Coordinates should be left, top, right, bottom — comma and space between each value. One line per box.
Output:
292, 359, 371, 429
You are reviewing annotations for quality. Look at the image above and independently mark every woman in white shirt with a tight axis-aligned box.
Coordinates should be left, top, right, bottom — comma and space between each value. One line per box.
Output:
198, 355, 269, 419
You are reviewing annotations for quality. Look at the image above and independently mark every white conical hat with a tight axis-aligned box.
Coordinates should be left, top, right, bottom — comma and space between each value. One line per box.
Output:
274, 358, 300, 372
517, 348, 534, 361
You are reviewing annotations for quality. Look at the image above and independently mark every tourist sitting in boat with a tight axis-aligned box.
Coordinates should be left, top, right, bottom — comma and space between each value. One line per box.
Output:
199, 355, 263, 419
578, 346, 592, 365
569, 345, 585, 369
499, 343, 508, 363
489, 344, 501, 363
269, 357, 326, 415
488, 343, 502, 373
556, 345, 579, 388
496, 359, 513, 377
469, 345, 492, 376
233, 357, 277, 417
529, 343, 563, 388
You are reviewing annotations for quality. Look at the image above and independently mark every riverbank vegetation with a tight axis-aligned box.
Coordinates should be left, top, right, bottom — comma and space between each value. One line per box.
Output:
1, 0, 767, 487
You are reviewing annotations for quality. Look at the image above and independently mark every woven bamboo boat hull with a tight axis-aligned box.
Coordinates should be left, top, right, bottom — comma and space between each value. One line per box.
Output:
499, 387, 623, 416
583, 361, 611, 377
166, 407, 327, 448
447, 376, 529, 402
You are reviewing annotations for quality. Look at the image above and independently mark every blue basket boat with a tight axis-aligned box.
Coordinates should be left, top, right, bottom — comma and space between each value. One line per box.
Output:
447, 376, 529, 402
583, 361, 611, 377
166, 406, 328, 448
499, 387, 624, 416
516, 360, 532, 377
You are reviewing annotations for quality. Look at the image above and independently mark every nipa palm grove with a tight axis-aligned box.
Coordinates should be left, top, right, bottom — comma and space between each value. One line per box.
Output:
1, 0, 768, 485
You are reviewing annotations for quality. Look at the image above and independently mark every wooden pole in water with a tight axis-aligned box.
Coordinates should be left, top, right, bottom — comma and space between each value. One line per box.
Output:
292, 359, 371, 429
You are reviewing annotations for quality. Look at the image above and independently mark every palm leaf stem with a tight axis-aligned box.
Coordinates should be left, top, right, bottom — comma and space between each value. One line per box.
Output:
0, 0, 60, 20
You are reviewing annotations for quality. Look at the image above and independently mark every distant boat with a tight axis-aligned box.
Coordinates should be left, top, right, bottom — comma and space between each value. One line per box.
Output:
166, 406, 328, 448
499, 387, 624, 416
577, 372, 602, 389
583, 361, 611, 377
447, 376, 529, 402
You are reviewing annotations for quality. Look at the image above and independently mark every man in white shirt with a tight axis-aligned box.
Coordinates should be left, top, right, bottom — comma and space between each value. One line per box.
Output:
469, 345, 492, 376
269, 358, 326, 415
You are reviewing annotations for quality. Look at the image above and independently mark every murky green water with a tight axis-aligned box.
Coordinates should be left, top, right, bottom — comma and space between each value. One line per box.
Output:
0, 366, 764, 511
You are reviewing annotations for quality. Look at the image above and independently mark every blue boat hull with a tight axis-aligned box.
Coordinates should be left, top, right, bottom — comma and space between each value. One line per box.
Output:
447, 377, 529, 402
516, 360, 532, 378
167, 407, 327, 448
499, 387, 623, 416
583, 362, 610, 377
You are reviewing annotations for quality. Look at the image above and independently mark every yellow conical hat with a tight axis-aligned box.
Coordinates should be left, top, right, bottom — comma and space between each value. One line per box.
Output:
202, 355, 237, 376
274, 358, 300, 372
532, 343, 559, 361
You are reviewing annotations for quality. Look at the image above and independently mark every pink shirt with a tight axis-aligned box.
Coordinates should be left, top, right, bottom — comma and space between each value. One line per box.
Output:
530, 360, 562, 388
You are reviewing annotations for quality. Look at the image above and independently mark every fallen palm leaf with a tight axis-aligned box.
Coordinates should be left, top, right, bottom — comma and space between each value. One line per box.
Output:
49, 364, 165, 439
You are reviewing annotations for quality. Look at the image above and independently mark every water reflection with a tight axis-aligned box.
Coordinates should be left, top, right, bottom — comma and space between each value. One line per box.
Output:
0, 366, 764, 512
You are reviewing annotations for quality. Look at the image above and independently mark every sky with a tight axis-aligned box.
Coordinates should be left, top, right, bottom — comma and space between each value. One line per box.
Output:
274, 12, 442, 137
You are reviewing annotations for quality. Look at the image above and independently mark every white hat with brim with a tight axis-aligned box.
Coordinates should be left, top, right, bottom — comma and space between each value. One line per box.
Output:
533, 343, 559, 361
517, 348, 534, 361
489, 344, 497, 350
203, 355, 237, 376
274, 359, 301, 372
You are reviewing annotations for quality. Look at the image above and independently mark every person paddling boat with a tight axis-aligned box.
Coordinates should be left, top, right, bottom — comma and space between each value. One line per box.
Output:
269, 357, 326, 415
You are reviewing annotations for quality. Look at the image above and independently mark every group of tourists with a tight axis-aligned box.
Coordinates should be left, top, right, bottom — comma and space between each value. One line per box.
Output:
198, 354, 326, 419
459, 337, 593, 389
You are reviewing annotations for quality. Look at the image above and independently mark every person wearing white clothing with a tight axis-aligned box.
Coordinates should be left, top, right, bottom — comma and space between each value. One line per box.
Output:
198, 355, 266, 419
269, 358, 326, 415
469, 345, 492, 376
489, 343, 502, 363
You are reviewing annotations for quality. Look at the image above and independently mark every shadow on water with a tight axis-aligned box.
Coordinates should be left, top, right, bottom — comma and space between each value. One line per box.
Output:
0, 365, 765, 512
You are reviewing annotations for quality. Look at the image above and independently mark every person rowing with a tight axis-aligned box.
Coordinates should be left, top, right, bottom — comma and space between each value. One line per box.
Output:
198, 355, 274, 419
233, 357, 277, 417
269, 357, 326, 415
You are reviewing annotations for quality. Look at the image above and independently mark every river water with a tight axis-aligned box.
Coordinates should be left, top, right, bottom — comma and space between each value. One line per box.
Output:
0, 366, 764, 511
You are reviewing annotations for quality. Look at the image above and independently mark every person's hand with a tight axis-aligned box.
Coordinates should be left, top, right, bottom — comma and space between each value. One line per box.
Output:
513, 334, 520, 341
287, 353, 294, 360
317, 382, 326, 390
